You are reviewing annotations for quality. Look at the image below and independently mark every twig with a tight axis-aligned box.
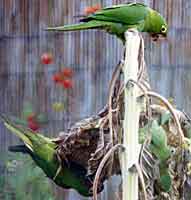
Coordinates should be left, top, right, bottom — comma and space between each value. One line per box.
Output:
128, 79, 151, 115
92, 144, 124, 200
95, 61, 122, 153
107, 61, 123, 144
137, 36, 145, 81
135, 163, 148, 200
143, 148, 156, 164
98, 116, 108, 149
107, 61, 123, 179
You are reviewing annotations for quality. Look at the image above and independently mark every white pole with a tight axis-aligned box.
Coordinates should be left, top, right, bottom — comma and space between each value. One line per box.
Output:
121, 29, 142, 200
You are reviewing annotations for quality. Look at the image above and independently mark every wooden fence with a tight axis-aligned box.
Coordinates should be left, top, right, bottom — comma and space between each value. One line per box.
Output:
0, 0, 191, 199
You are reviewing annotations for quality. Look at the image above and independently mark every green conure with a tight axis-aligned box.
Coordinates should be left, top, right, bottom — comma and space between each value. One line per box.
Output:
149, 120, 172, 192
46, 3, 168, 43
0, 115, 93, 197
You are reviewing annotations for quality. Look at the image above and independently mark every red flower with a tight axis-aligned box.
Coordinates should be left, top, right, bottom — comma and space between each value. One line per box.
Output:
61, 79, 73, 89
84, 4, 101, 15
28, 120, 40, 131
52, 73, 63, 83
41, 53, 53, 65
61, 68, 73, 78
93, 4, 101, 12
27, 113, 36, 122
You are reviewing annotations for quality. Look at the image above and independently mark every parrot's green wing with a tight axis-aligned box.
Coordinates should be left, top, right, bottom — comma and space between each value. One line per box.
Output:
46, 20, 114, 31
149, 120, 171, 162
46, 3, 149, 32
82, 3, 149, 25
158, 162, 172, 192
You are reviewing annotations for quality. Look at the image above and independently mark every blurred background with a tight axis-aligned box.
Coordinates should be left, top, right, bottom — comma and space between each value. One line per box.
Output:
0, 0, 191, 199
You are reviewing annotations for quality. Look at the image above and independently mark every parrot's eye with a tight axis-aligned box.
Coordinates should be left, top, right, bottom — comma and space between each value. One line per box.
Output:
161, 25, 167, 33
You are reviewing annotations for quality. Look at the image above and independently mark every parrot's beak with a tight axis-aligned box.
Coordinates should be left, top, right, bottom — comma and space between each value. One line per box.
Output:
150, 33, 167, 42
150, 33, 160, 42
161, 32, 168, 39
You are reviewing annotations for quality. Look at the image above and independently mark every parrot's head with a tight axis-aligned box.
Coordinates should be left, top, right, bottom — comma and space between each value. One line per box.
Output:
147, 9, 168, 42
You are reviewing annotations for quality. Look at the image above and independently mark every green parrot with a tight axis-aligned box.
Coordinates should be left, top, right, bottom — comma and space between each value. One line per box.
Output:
149, 120, 172, 192
0, 115, 94, 197
149, 120, 171, 162
46, 3, 168, 43
139, 120, 172, 192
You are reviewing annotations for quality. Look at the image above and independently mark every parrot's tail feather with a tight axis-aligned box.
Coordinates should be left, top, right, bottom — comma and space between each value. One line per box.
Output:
45, 20, 108, 32
0, 114, 34, 151
8, 145, 31, 154
73, 15, 86, 18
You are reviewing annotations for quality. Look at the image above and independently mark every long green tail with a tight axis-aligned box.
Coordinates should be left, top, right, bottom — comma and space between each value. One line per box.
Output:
9, 144, 31, 154
46, 20, 112, 31
0, 114, 55, 152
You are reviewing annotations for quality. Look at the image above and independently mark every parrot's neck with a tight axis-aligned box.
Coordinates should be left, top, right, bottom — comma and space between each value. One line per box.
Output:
143, 11, 153, 33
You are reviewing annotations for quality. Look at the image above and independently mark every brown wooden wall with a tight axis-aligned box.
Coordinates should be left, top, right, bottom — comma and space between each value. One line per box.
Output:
0, 0, 191, 199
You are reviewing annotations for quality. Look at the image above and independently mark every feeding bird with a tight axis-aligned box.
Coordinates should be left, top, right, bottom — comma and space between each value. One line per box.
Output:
0, 114, 95, 197
46, 3, 168, 43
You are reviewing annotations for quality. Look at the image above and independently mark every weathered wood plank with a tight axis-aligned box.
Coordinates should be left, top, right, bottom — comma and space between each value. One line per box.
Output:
0, 0, 191, 199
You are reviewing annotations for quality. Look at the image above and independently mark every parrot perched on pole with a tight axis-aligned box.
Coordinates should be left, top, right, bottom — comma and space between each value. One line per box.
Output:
0, 114, 94, 197
46, 3, 168, 43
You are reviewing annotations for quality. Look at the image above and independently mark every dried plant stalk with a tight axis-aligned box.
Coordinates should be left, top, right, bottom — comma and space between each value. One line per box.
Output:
121, 29, 142, 200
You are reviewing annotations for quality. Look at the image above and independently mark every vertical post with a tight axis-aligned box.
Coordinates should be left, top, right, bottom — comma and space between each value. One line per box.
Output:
121, 30, 142, 200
